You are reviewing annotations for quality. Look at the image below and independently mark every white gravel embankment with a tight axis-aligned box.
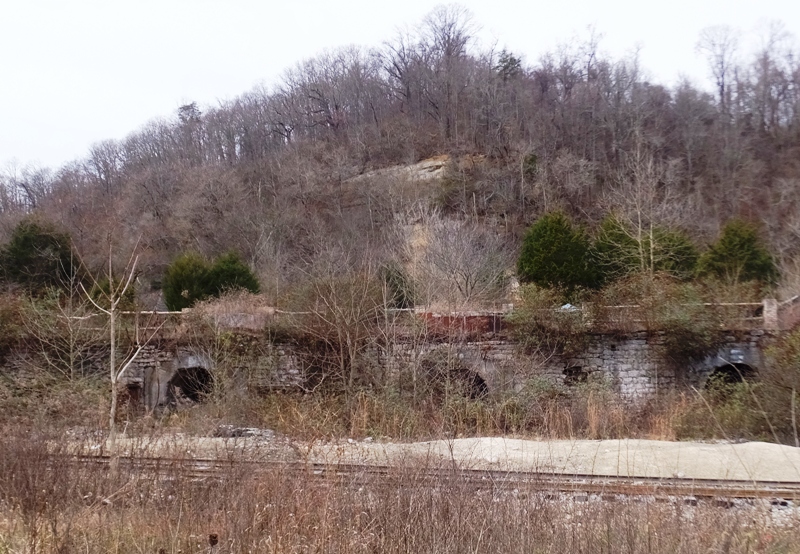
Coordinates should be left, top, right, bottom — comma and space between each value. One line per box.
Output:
308, 438, 800, 482
102, 433, 800, 482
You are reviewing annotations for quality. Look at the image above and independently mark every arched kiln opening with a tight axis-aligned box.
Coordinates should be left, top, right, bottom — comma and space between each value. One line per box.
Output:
706, 362, 756, 388
167, 366, 213, 404
461, 369, 489, 399
563, 366, 588, 386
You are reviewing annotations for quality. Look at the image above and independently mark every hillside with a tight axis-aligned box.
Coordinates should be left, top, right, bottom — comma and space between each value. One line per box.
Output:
0, 7, 798, 309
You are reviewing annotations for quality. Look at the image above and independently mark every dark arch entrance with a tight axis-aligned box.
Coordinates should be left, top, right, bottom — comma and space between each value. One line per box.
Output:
707, 363, 756, 388
461, 369, 489, 399
167, 366, 213, 404
419, 349, 489, 399
563, 366, 588, 386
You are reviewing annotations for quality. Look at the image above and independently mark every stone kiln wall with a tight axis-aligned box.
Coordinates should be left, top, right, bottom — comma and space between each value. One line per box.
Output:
378, 334, 673, 399
2, 327, 772, 408
121, 341, 304, 408
380, 334, 675, 398
568, 333, 675, 398
375, 330, 770, 400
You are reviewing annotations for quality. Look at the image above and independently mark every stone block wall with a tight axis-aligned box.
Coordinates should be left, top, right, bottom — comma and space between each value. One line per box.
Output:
377, 334, 673, 398
121, 340, 305, 409
374, 330, 771, 400
2, 327, 774, 408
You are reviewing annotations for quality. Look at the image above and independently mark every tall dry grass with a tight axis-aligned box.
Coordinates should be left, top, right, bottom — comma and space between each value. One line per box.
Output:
0, 426, 797, 554
0, 378, 707, 444
181, 386, 686, 442
0, 361, 774, 446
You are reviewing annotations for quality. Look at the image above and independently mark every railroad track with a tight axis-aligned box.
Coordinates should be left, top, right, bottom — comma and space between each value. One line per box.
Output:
65, 454, 800, 504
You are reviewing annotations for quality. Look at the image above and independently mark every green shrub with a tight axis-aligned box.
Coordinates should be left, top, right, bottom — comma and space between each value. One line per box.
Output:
697, 219, 777, 286
205, 252, 260, 297
650, 228, 699, 279
380, 263, 414, 309
0, 218, 80, 294
593, 215, 698, 283
517, 211, 598, 296
593, 274, 723, 363
652, 280, 723, 363
592, 215, 639, 281
163, 252, 260, 311
162, 253, 212, 311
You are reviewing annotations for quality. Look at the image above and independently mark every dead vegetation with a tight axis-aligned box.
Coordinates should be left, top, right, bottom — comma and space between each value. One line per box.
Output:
2, 10, 800, 548
1, 426, 799, 554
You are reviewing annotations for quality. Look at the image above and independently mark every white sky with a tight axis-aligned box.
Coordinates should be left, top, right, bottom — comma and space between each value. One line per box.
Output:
2, 0, 799, 170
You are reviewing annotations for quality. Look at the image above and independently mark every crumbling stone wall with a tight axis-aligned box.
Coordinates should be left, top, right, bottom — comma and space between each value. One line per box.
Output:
552, 330, 768, 399
375, 330, 770, 400
122, 340, 304, 409
2, 327, 772, 407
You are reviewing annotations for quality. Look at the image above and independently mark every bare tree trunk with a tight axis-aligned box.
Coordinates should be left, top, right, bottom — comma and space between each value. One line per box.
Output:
108, 306, 118, 451
82, 243, 164, 457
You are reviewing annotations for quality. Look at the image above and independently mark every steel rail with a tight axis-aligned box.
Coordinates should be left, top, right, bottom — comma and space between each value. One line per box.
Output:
64, 454, 800, 502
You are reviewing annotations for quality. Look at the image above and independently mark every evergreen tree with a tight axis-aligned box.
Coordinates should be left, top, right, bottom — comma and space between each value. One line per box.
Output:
517, 212, 598, 296
698, 219, 777, 285
89, 277, 137, 311
380, 263, 414, 309
0, 218, 80, 294
162, 251, 260, 310
206, 252, 260, 296
653, 228, 699, 280
593, 215, 639, 282
593, 215, 698, 283
162, 253, 211, 311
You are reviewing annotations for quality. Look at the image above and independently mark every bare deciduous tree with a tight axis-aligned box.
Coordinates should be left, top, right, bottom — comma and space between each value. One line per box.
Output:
288, 241, 387, 390
697, 25, 740, 114
82, 242, 164, 449
412, 211, 512, 309
21, 285, 103, 382
600, 140, 692, 277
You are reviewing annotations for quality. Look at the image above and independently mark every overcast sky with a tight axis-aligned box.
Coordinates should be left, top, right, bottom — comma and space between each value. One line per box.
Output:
2, 0, 799, 170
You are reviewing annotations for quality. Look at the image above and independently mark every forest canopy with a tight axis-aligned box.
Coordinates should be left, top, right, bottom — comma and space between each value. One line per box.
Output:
1, 5, 798, 308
